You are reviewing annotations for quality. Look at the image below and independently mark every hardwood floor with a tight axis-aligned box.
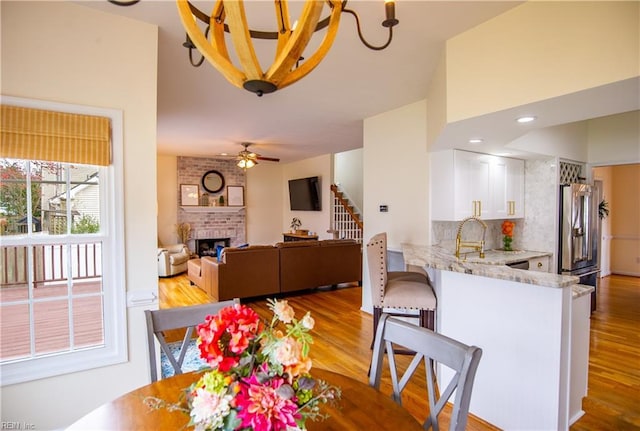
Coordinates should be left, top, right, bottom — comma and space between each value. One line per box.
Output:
158, 274, 640, 430
570, 275, 640, 430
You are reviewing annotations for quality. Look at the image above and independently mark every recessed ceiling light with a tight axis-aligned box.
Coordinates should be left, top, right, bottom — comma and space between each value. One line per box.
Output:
517, 116, 536, 123
469, 138, 483, 144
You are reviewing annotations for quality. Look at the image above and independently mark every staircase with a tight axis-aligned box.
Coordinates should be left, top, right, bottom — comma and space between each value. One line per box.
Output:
330, 184, 363, 243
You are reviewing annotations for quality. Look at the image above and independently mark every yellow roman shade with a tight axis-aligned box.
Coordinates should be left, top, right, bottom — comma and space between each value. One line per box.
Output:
1, 105, 111, 166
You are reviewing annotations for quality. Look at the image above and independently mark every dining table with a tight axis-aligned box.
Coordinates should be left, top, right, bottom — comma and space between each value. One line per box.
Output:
66, 367, 423, 430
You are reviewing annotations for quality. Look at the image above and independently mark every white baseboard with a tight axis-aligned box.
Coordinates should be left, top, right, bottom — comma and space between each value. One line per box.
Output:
611, 271, 640, 277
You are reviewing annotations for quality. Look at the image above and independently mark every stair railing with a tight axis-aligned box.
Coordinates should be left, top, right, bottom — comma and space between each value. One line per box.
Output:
330, 184, 363, 243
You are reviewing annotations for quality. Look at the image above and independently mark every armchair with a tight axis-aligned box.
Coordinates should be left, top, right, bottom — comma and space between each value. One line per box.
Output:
157, 244, 190, 277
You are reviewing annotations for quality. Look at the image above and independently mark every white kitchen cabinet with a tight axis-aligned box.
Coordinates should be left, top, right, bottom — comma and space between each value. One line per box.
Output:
505, 157, 525, 218
431, 150, 524, 221
529, 255, 550, 272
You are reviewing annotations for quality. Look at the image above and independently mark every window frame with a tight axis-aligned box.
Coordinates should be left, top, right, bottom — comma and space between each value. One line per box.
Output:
0, 95, 127, 385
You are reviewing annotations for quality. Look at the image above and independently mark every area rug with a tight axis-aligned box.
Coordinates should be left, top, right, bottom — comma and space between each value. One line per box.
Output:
160, 339, 206, 379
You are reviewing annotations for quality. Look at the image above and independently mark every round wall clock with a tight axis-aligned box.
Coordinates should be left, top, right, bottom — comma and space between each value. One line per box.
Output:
202, 170, 225, 193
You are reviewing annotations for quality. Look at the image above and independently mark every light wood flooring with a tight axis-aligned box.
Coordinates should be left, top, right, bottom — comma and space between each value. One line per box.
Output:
158, 274, 640, 430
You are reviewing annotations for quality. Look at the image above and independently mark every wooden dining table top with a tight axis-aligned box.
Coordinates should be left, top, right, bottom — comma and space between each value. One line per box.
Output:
66, 367, 423, 430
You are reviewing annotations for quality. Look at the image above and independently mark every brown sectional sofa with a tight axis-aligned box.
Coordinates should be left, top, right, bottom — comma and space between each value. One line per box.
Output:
277, 240, 363, 293
188, 240, 361, 301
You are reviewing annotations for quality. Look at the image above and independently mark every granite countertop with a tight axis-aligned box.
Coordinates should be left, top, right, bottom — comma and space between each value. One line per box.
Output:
401, 243, 579, 289
461, 249, 552, 264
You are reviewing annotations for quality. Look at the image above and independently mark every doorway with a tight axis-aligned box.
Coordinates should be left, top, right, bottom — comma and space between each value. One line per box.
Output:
592, 163, 640, 278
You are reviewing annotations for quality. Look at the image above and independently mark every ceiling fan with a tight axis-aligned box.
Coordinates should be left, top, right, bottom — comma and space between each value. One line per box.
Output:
236, 142, 280, 169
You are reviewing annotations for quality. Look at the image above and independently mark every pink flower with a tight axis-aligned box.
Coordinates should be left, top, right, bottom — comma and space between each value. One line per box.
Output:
301, 312, 315, 330
235, 367, 301, 431
275, 337, 312, 381
189, 388, 233, 430
275, 337, 303, 366
272, 300, 295, 323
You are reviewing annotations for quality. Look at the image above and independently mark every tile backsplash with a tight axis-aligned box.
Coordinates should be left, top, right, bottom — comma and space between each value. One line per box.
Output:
432, 219, 524, 252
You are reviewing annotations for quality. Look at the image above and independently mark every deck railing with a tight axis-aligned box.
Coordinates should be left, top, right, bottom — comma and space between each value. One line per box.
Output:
1, 243, 102, 287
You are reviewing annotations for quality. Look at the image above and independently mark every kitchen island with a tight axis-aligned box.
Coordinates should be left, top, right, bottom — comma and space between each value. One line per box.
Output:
402, 244, 593, 430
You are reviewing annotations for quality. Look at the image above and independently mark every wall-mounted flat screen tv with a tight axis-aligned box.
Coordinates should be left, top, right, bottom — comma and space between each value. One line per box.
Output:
288, 176, 321, 211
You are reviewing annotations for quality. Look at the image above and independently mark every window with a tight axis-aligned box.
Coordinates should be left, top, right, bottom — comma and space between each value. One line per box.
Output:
0, 97, 126, 385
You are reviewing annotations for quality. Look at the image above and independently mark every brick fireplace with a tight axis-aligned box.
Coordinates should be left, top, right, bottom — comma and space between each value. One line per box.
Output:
195, 238, 231, 258
177, 157, 246, 250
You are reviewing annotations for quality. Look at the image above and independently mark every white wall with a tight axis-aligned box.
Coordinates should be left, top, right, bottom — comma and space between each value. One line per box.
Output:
1, 2, 158, 429
510, 122, 589, 162
593, 166, 613, 277
588, 110, 640, 165
334, 148, 363, 214
282, 154, 333, 239
362, 100, 430, 312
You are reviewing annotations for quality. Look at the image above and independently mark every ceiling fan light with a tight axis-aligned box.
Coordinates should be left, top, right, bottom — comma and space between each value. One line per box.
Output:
237, 158, 256, 169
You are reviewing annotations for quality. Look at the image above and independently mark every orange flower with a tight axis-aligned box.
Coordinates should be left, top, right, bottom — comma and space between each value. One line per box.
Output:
501, 220, 515, 237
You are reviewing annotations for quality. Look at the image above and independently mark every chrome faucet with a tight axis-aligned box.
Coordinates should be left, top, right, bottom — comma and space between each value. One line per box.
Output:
455, 216, 488, 259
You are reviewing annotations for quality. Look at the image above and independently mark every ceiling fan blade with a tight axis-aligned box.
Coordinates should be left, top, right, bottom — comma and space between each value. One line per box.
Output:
256, 156, 280, 162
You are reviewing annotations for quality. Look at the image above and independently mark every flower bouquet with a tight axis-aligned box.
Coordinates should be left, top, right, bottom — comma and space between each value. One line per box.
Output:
146, 299, 341, 431
501, 220, 515, 251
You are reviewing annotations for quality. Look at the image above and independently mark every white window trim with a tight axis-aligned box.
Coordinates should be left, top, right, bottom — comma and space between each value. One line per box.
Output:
0, 95, 127, 385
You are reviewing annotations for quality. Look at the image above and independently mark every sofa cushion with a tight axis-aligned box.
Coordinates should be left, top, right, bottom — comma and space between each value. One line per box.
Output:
169, 251, 189, 266
187, 258, 202, 276
275, 240, 320, 249
319, 239, 357, 247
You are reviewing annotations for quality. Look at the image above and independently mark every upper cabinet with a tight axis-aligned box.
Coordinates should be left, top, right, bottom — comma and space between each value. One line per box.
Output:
431, 150, 524, 221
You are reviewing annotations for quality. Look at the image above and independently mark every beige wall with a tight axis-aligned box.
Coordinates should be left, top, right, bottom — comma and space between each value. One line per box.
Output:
246, 163, 285, 245
282, 154, 333, 240
334, 148, 364, 214
1, 2, 158, 429
157, 154, 178, 246
610, 164, 640, 276
446, 1, 639, 123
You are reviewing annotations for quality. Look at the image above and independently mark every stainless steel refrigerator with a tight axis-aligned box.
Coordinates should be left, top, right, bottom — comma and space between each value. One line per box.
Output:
558, 183, 600, 312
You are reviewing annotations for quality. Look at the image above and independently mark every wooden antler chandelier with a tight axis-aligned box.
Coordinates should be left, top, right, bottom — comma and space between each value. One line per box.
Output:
176, 0, 399, 96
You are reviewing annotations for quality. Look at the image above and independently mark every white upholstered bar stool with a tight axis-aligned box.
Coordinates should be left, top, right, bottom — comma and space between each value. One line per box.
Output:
366, 232, 437, 341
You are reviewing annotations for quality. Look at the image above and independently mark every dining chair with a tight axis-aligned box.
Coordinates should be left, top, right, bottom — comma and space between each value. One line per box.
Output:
366, 232, 437, 340
145, 298, 240, 382
369, 314, 483, 431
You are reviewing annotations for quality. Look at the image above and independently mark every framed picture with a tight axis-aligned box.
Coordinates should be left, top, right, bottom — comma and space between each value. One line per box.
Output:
227, 186, 244, 206
180, 184, 199, 206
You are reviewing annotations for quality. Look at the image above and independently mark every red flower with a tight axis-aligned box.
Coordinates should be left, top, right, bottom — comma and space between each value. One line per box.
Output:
196, 304, 262, 372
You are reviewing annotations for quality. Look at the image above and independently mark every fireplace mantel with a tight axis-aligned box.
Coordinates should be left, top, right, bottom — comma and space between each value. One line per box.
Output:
180, 206, 244, 213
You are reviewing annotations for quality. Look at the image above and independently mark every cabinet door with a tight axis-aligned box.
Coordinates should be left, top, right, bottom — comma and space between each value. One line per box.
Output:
490, 157, 509, 219
455, 151, 490, 219
506, 158, 525, 218
430, 150, 525, 221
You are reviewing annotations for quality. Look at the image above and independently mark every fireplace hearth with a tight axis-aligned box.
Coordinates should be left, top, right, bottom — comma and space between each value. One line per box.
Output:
195, 238, 231, 258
